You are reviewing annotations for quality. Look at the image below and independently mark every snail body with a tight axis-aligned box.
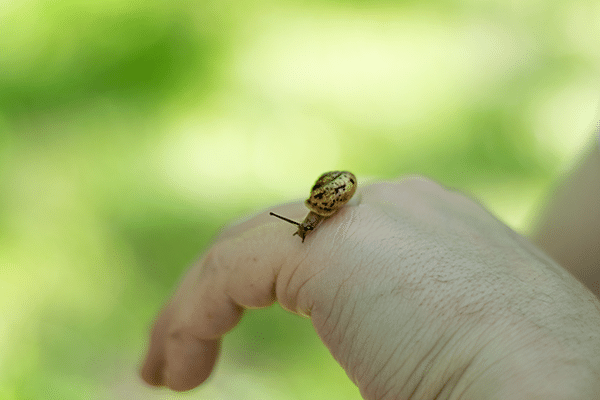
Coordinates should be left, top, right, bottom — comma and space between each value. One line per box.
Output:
270, 171, 357, 242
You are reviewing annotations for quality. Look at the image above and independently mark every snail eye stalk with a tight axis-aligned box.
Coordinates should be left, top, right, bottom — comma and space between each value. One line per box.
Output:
269, 212, 300, 226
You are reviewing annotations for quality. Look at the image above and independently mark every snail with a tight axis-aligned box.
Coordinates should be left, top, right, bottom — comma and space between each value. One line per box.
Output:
270, 171, 357, 242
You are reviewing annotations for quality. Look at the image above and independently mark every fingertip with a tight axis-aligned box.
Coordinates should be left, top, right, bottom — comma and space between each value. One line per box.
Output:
140, 356, 166, 387
164, 331, 221, 391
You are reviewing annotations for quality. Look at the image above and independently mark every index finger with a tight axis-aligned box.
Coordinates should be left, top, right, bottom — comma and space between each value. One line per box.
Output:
139, 201, 323, 391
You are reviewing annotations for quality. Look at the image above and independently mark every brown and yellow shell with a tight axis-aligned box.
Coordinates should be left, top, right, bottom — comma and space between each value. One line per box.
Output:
305, 171, 357, 217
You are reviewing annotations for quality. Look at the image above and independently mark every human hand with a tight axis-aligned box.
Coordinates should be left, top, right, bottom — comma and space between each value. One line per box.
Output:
140, 177, 600, 399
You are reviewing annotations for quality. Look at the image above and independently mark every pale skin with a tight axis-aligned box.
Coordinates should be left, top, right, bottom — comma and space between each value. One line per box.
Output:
141, 154, 600, 399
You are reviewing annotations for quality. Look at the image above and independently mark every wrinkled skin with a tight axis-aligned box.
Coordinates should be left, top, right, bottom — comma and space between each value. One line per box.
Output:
141, 177, 600, 400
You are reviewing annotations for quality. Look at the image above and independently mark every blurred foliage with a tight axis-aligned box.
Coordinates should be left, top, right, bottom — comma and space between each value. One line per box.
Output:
0, 0, 599, 399
0, 1, 217, 116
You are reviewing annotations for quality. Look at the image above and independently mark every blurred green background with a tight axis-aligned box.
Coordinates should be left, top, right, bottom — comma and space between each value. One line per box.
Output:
1, 0, 599, 399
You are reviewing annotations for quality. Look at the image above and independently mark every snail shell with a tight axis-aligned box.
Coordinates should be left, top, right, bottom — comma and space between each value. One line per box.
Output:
270, 171, 357, 242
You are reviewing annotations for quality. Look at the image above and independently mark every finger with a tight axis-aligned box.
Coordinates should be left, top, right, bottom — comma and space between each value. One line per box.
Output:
140, 202, 314, 391
139, 249, 247, 391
